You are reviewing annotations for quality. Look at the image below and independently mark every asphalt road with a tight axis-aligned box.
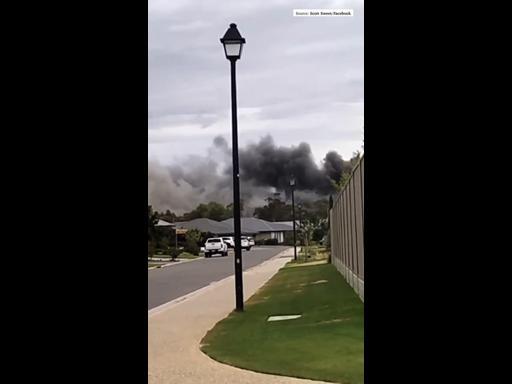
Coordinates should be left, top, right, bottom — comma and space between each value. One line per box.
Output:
148, 246, 289, 310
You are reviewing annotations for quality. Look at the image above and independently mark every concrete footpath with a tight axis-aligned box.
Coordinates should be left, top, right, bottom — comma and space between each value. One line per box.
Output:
148, 247, 330, 384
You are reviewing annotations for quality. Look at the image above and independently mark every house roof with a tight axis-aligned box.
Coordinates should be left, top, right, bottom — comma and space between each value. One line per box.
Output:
156, 219, 175, 227
221, 217, 295, 234
171, 217, 296, 235
175, 218, 232, 234
271, 221, 299, 230
268, 222, 294, 231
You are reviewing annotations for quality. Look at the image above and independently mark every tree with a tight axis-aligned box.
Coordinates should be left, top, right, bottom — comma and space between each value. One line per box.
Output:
148, 206, 159, 257
331, 151, 361, 192
300, 219, 316, 260
312, 224, 326, 243
352, 150, 361, 164
226, 199, 245, 217
207, 202, 231, 221
332, 172, 352, 192
298, 199, 329, 224
181, 201, 232, 221
159, 209, 177, 223
184, 229, 201, 255
253, 197, 292, 222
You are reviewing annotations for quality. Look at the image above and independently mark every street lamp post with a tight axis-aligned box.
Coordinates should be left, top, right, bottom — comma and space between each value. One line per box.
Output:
221, 23, 246, 312
290, 177, 297, 261
297, 203, 303, 232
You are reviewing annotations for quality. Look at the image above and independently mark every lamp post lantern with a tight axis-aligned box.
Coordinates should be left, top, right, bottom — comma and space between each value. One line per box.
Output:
221, 23, 246, 312
290, 177, 297, 261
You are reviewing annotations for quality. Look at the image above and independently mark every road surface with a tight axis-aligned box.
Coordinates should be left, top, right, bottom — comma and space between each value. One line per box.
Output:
148, 246, 289, 310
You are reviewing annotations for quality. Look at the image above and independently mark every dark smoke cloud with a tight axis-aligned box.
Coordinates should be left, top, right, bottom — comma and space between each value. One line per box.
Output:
323, 151, 346, 184
148, 135, 349, 214
213, 135, 229, 151
238, 135, 342, 195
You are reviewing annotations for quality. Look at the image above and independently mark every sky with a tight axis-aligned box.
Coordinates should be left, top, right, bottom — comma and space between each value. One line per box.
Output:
148, 0, 364, 168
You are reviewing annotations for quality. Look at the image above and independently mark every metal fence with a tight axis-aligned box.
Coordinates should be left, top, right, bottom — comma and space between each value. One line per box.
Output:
329, 155, 364, 301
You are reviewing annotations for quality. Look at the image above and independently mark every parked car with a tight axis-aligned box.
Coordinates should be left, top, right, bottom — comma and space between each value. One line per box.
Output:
247, 236, 255, 247
222, 236, 235, 248
241, 237, 252, 251
204, 238, 228, 258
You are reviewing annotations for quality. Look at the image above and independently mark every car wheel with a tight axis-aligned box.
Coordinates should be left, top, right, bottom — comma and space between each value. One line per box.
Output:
205, 253, 210, 258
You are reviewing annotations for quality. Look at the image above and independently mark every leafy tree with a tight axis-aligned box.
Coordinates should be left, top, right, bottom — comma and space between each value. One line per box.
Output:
226, 199, 245, 217
199, 231, 215, 246
184, 229, 202, 255
159, 209, 177, 223
253, 197, 292, 221
331, 151, 362, 192
298, 199, 329, 224
168, 247, 181, 261
300, 219, 316, 260
182, 202, 232, 221
312, 226, 326, 243
148, 206, 159, 257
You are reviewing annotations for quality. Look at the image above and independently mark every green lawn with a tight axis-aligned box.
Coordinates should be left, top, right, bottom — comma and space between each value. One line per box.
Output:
201, 263, 363, 384
177, 252, 200, 259
298, 245, 330, 262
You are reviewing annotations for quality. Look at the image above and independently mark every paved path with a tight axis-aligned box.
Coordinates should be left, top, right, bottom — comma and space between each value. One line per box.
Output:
148, 247, 331, 384
148, 246, 288, 310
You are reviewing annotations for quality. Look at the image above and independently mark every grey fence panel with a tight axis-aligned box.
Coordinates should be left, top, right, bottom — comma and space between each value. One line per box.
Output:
354, 164, 364, 279
330, 155, 364, 301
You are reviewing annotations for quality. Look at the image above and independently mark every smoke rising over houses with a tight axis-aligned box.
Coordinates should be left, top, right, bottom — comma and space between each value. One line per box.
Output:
148, 135, 353, 214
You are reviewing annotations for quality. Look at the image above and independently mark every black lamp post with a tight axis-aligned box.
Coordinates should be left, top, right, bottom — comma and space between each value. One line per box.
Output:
221, 23, 246, 312
290, 177, 297, 261
297, 203, 303, 231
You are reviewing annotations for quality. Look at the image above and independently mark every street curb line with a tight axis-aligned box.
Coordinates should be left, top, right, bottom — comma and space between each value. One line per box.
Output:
148, 256, 205, 271
160, 257, 205, 268
148, 247, 292, 319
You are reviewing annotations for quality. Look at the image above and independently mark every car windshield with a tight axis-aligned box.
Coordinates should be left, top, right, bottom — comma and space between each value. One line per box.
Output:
207, 239, 221, 243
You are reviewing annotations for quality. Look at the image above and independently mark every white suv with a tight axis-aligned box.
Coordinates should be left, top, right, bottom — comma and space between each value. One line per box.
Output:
241, 237, 252, 251
222, 237, 235, 248
204, 238, 228, 258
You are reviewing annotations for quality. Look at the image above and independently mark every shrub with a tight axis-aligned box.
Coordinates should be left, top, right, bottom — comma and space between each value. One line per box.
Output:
264, 238, 279, 245
282, 238, 296, 246
148, 241, 155, 258
184, 229, 201, 256
185, 242, 200, 256
168, 247, 181, 260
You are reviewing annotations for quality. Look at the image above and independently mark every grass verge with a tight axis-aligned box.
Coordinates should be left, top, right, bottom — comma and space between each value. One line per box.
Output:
177, 252, 200, 259
298, 245, 330, 262
200, 262, 363, 384
148, 262, 166, 268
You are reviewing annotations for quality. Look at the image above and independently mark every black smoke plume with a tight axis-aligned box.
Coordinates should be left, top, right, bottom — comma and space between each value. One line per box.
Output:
237, 135, 347, 196
148, 135, 352, 214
